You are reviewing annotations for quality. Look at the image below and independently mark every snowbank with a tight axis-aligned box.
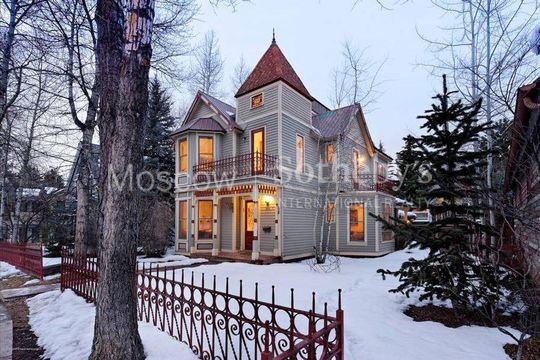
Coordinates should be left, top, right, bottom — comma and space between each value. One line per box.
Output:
42, 257, 62, 267
0, 261, 21, 278
163, 249, 518, 360
137, 254, 207, 268
27, 290, 197, 360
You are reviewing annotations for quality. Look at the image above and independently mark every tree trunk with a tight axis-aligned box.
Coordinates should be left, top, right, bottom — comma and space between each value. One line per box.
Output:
0, 115, 13, 241
74, 126, 98, 255
0, 0, 17, 125
91, 0, 155, 358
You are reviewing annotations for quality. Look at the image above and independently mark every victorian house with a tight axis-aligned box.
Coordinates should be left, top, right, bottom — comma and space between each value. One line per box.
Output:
172, 37, 395, 262
504, 76, 540, 279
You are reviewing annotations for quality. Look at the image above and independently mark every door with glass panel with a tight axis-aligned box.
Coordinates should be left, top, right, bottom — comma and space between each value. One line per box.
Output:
251, 128, 265, 175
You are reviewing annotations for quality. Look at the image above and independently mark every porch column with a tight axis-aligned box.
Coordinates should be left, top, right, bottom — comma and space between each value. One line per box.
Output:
212, 191, 219, 256
252, 186, 260, 261
274, 190, 280, 257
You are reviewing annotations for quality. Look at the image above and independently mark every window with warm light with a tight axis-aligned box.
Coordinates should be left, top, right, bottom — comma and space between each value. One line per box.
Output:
349, 203, 365, 242
296, 135, 305, 172
252, 128, 265, 173
251, 93, 264, 109
382, 203, 393, 241
178, 138, 187, 173
198, 137, 213, 164
179, 200, 187, 239
377, 163, 386, 179
326, 201, 335, 222
198, 200, 213, 239
326, 143, 334, 163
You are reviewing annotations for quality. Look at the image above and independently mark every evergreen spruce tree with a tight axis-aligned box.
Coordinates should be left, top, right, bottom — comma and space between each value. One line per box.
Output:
395, 135, 425, 204
143, 76, 176, 195
378, 76, 514, 312
141, 76, 176, 256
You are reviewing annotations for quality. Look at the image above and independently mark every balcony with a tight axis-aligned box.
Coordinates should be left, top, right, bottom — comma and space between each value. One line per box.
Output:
349, 174, 395, 194
193, 152, 279, 183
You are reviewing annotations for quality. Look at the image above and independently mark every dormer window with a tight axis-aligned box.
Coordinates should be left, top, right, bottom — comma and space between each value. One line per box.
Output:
251, 93, 264, 109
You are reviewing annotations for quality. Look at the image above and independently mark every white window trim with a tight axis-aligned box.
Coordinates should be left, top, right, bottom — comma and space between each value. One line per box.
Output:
250, 92, 264, 109
325, 201, 336, 223
296, 134, 305, 173
326, 143, 335, 164
177, 199, 188, 240
381, 202, 395, 243
347, 202, 367, 245
195, 198, 214, 243
248, 126, 267, 155
178, 137, 188, 175
196, 134, 215, 165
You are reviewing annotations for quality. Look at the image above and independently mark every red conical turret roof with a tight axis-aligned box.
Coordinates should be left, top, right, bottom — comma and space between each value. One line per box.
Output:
235, 39, 312, 100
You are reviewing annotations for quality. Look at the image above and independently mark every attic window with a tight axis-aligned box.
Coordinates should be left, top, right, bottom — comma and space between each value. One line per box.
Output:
251, 93, 264, 109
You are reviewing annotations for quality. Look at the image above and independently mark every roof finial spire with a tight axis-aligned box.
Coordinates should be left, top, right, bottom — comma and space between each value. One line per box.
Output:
272, 28, 276, 44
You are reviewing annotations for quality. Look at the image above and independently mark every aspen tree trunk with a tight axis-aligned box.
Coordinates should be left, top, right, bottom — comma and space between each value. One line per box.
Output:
91, 0, 155, 358
0, 0, 17, 125
0, 115, 13, 240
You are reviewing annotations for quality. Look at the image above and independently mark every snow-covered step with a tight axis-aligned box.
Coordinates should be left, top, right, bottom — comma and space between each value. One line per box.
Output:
0, 284, 60, 301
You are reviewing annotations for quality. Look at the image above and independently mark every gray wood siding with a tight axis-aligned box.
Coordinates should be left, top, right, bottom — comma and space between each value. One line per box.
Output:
220, 198, 233, 251
339, 119, 373, 189
236, 84, 279, 123
238, 114, 279, 156
281, 114, 319, 191
282, 85, 311, 124
190, 101, 215, 121
281, 188, 320, 258
259, 203, 276, 253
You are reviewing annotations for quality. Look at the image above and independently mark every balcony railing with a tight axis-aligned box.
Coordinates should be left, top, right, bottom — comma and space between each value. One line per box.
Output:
193, 152, 279, 183
349, 174, 395, 194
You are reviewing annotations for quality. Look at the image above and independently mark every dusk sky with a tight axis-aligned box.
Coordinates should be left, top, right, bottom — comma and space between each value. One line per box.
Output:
185, 0, 448, 159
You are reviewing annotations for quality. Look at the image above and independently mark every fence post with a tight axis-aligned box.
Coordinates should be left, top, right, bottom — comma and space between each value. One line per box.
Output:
261, 321, 272, 360
336, 289, 344, 360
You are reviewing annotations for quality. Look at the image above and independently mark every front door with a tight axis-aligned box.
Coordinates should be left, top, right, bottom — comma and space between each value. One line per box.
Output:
244, 200, 255, 250
251, 128, 265, 175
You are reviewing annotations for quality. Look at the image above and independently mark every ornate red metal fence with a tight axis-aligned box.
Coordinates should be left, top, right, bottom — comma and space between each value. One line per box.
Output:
61, 251, 344, 360
193, 152, 280, 183
60, 249, 98, 302
0, 241, 43, 278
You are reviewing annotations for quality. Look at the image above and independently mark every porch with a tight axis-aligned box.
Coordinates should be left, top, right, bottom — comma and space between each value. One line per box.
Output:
181, 184, 282, 262
198, 250, 282, 265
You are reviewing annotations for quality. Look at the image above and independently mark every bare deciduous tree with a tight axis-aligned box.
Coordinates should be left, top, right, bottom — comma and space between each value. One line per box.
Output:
231, 55, 251, 92
330, 40, 384, 110
90, 0, 156, 358
189, 30, 224, 95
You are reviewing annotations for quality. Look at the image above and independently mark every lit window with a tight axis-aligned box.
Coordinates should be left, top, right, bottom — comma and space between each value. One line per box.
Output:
251, 93, 264, 109
382, 203, 393, 241
198, 137, 213, 164
178, 138, 187, 173
252, 128, 265, 173
326, 202, 335, 222
326, 143, 334, 163
179, 201, 188, 239
349, 203, 365, 242
296, 135, 305, 172
377, 163, 386, 179
198, 200, 213, 239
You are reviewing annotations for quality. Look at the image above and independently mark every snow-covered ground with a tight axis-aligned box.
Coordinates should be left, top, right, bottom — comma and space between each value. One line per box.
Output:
25, 250, 518, 359
137, 254, 207, 268
27, 290, 197, 360
24, 274, 60, 286
42, 257, 62, 267
0, 260, 22, 278
160, 249, 518, 360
